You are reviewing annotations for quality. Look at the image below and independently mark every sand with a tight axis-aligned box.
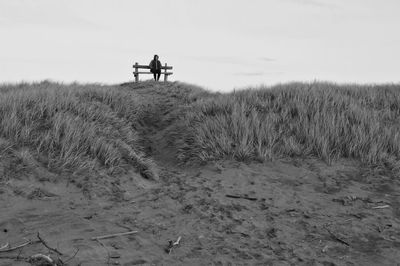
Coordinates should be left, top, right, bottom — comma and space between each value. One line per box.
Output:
1, 85, 400, 265
1, 156, 400, 265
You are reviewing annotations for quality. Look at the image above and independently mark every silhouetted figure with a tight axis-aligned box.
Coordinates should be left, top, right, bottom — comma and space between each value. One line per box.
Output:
149, 55, 162, 81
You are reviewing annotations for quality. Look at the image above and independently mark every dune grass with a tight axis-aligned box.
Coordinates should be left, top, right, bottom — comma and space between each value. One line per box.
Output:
1, 80, 399, 179
0, 81, 158, 179
173, 82, 400, 172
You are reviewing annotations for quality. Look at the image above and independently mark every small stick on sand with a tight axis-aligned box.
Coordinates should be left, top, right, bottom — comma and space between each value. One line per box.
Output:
324, 227, 350, 246
64, 248, 79, 264
372, 205, 390, 209
91, 230, 138, 241
37, 232, 63, 256
226, 194, 258, 201
165, 236, 182, 254
29, 254, 54, 264
0, 240, 40, 253
173, 236, 181, 246
0, 243, 9, 251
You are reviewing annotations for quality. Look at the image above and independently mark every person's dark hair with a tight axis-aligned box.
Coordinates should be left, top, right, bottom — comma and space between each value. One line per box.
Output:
154, 54, 158, 60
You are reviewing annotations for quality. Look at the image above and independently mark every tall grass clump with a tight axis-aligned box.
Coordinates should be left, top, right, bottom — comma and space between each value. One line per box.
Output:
0, 81, 158, 179
174, 82, 400, 172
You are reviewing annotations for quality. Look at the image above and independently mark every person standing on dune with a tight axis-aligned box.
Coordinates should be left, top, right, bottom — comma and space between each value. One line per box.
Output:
149, 54, 162, 81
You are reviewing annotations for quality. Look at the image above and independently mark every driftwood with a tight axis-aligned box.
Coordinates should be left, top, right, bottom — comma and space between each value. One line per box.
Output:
91, 230, 138, 241
0, 240, 40, 253
165, 236, 182, 254
37, 232, 63, 256
0, 233, 80, 265
226, 194, 258, 201
372, 205, 390, 209
29, 254, 55, 265
0, 243, 9, 250
0, 252, 58, 265
64, 248, 79, 264
324, 227, 350, 246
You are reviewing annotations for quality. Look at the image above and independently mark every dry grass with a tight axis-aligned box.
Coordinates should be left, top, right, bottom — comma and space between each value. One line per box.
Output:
1, 80, 399, 180
0, 81, 158, 179
172, 82, 400, 172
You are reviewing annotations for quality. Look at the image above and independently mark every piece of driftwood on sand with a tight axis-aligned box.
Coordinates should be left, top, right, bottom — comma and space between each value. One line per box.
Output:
37, 232, 64, 256
0, 240, 40, 253
91, 230, 138, 241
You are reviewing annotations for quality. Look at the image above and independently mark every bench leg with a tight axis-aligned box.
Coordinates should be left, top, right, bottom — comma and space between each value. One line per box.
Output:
164, 63, 168, 82
134, 63, 139, 82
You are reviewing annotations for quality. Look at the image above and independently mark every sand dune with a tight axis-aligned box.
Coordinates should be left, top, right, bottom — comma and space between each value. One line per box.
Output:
1, 81, 399, 265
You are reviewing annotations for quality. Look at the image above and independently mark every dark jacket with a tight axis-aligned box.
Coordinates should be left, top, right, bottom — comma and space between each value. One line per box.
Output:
149, 60, 162, 71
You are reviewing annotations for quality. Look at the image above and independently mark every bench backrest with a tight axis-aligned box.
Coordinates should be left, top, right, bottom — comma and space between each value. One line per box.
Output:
133, 64, 173, 70
133, 62, 173, 82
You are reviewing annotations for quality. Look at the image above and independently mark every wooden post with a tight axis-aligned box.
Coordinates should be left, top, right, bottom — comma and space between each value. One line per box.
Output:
134, 62, 139, 82
164, 63, 168, 82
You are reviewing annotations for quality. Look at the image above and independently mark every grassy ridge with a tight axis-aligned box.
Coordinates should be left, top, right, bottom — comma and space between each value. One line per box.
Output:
1, 81, 399, 179
173, 82, 400, 172
0, 81, 158, 179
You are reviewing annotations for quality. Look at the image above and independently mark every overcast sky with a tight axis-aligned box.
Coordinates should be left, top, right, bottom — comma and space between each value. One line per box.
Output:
0, 0, 399, 91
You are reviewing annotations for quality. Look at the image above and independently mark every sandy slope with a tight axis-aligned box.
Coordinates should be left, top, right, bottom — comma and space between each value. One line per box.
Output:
1, 157, 400, 265
1, 84, 400, 265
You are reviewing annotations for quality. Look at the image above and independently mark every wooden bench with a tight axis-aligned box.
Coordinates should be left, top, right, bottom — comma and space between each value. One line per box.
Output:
133, 62, 173, 82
